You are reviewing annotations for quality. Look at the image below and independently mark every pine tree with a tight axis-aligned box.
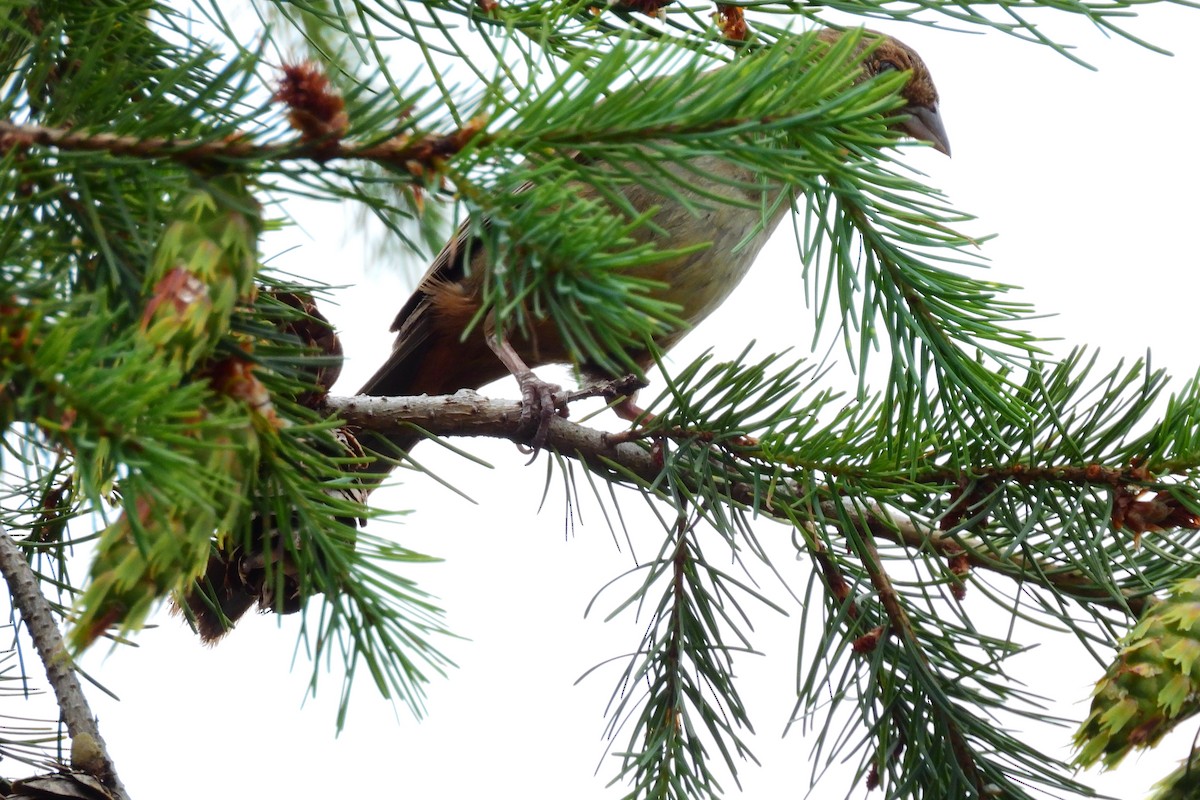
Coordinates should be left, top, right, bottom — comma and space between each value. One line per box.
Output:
0, 2, 1197, 799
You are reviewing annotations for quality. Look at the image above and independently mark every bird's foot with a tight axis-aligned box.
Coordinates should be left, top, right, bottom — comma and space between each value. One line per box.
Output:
607, 376, 658, 445
514, 371, 568, 456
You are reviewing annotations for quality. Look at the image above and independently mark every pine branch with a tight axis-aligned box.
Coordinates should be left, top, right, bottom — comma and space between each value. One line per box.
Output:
822, 499, 1152, 616
324, 391, 1156, 615
0, 526, 128, 800
5, 2, 1199, 796
373, 0, 1194, 67
0, 117, 486, 171
855, 526, 985, 792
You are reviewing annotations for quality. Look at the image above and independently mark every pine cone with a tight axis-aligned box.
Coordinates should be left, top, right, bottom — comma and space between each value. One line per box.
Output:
269, 290, 343, 405
175, 427, 367, 643
1074, 577, 1200, 768
0, 771, 116, 799
1149, 753, 1200, 800
140, 175, 261, 371
68, 176, 265, 652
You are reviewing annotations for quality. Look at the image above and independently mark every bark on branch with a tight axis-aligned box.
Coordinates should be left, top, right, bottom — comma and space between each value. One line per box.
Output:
0, 527, 129, 799
324, 391, 661, 476
325, 391, 1149, 616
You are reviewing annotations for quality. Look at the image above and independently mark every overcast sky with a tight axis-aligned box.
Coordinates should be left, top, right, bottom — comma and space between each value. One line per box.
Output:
51, 5, 1200, 799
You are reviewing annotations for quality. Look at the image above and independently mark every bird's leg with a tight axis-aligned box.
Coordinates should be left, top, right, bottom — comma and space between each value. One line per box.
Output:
595, 376, 658, 445
609, 390, 655, 425
597, 376, 758, 451
600, 398, 657, 446
484, 312, 567, 452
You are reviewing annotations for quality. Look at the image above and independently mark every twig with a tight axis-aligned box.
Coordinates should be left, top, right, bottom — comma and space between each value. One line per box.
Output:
0, 118, 484, 170
0, 526, 129, 799
819, 500, 1149, 616
857, 529, 985, 793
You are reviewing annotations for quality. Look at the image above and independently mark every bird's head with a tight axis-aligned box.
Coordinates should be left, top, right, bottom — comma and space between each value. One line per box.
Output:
820, 28, 951, 157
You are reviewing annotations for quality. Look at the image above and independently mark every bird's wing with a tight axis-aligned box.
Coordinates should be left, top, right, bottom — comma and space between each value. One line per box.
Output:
357, 171, 555, 397
356, 213, 479, 396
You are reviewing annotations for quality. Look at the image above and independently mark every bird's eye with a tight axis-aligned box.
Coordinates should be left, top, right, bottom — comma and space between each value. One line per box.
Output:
875, 59, 899, 73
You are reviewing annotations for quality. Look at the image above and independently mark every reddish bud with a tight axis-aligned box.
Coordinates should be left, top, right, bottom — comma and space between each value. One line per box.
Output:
852, 625, 886, 654
276, 62, 349, 159
716, 5, 747, 40
141, 267, 209, 329
1112, 487, 1200, 546
213, 357, 282, 428
947, 551, 970, 601
608, 0, 672, 16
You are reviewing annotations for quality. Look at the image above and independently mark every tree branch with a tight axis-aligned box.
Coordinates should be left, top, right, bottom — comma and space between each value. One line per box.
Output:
0, 118, 484, 171
0, 526, 129, 799
325, 392, 1151, 616
820, 499, 1150, 616
324, 391, 661, 476
856, 529, 985, 792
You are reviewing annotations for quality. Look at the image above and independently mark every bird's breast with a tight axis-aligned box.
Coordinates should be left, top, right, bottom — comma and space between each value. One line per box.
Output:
623, 155, 789, 328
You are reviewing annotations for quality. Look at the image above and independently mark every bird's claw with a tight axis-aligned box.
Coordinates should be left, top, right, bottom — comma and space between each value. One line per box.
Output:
516, 372, 567, 457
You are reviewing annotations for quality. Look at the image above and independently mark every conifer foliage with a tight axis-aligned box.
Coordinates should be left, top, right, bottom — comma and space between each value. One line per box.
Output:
0, 2, 1198, 800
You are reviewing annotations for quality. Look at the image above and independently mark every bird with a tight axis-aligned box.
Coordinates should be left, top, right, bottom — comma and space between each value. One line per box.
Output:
176, 28, 948, 643
357, 28, 949, 462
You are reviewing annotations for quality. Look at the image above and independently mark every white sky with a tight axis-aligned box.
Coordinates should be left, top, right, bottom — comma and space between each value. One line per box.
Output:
45, 5, 1200, 799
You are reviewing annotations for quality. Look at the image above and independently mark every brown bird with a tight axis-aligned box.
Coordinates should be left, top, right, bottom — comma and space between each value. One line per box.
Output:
178, 29, 947, 645
358, 29, 949, 460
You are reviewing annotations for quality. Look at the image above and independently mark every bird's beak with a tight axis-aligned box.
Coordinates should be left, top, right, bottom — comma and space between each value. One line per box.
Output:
900, 104, 951, 157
